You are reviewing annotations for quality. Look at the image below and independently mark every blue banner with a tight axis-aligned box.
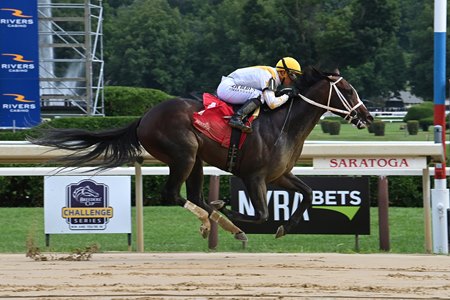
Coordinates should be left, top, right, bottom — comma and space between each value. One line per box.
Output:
0, 0, 40, 129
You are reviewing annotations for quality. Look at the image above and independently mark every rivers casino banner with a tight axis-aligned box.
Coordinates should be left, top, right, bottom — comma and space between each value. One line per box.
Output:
0, 0, 41, 129
230, 176, 370, 235
44, 176, 132, 234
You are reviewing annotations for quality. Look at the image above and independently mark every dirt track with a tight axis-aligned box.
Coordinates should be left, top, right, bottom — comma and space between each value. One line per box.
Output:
1, 252, 449, 299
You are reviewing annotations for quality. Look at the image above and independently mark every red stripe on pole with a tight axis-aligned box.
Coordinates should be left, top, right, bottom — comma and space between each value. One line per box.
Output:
434, 104, 447, 180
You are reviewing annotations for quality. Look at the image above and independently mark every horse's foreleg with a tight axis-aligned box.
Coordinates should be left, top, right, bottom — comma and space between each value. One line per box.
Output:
184, 158, 212, 238
183, 200, 211, 238
271, 173, 312, 238
219, 177, 269, 224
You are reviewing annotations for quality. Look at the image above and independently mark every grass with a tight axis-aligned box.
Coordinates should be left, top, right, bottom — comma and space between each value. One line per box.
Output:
309, 122, 436, 141
0, 206, 427, 254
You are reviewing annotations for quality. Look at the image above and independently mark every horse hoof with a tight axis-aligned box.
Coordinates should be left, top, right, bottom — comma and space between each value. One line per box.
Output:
210, 200, 225, 210
275, 225, 285, 239
200, 225, 210, 239
234, 231, 248, 242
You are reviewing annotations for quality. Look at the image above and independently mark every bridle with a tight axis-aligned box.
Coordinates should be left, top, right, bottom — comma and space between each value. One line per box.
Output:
298, 76, 364, 124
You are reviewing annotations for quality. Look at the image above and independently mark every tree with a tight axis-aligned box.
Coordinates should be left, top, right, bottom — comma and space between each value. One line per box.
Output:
407, 1, 433, 100
104, 0, 191, 95
102, 0, 414, 99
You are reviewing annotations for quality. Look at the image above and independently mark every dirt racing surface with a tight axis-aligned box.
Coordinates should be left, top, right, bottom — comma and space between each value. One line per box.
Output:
1, 252, 449, 299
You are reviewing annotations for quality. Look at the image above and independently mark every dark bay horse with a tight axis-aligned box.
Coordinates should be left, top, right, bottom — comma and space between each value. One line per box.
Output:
30, 67, 373, 241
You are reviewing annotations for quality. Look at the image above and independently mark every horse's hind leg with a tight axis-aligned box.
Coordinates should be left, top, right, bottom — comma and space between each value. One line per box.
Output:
160, 156, 211, 238
186, 158, 247, 241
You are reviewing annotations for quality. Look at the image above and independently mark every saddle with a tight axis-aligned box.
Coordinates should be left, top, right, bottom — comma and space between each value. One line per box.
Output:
192, 93, 259, 172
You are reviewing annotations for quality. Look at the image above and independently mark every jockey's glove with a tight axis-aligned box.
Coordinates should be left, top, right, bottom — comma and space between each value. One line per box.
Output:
276, 87, 298, 98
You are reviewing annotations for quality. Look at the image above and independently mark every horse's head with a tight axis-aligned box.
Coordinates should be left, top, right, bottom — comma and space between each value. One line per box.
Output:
295, 68, 374, 129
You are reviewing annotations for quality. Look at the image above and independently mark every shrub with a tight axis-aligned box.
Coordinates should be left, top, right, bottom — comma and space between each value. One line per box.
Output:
372, 121, 385, 136
367, 122, 375, 134
0, 130, 29, 141
407, 120, 419, 135
419, 117, 434, 132
320, 120, 330, 133
328, 121, 341, 135
104, 86, 173, 116
0, 175, 43, 207
368, 176, 423, 207
403, 101, 433, 122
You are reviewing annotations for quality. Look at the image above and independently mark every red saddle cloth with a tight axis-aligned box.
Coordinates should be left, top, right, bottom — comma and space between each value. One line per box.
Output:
193, 93, 253, 148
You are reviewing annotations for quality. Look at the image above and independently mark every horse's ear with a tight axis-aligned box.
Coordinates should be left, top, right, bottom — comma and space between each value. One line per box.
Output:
333, 68, 340, 75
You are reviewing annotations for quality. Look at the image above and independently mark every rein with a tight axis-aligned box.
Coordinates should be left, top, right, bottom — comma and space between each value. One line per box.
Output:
298, 77, 363, 122
274, 97, 294, 146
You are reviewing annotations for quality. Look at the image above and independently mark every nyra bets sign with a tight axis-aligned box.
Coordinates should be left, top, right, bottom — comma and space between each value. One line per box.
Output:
230, 176, 370, 235
44, 176, 131, 234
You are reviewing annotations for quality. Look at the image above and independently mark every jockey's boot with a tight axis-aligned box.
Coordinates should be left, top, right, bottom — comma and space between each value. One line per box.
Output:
229, 98, 262, 133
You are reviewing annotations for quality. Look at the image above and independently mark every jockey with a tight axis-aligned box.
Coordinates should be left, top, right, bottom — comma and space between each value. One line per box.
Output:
216, 57, 302, 133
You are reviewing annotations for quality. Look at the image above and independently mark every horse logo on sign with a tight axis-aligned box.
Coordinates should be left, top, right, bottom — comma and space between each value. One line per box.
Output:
61, 179, 113, 230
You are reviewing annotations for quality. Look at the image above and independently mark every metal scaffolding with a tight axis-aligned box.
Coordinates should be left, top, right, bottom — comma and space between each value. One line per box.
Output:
38, 0, 104, 117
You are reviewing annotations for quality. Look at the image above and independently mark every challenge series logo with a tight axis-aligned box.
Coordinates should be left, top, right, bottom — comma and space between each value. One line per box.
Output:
1, 53, 35, 73
62, 179, 113, 230
2, 93, 36, 112
0, 8, 34, 28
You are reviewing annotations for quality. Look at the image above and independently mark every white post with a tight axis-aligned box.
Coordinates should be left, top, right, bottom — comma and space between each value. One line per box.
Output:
432, 0, 449, 254
431, 181, 449, 254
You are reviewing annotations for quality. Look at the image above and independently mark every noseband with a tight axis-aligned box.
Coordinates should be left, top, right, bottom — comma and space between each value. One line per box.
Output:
298, 77, 364, 123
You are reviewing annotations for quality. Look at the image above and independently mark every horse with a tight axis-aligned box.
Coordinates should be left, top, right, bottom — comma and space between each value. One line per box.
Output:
29, 66, 373, 242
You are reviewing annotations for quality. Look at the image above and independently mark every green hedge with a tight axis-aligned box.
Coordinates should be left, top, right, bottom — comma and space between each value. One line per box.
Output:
104, 86, 173, 116
320, 120, 330, 133
372, 121, 385, 136
328, 121, 341, 135
419, 117, 434, 132
407, 120, 419, 135
320, 119, 341, 135
403, 101, 433, 122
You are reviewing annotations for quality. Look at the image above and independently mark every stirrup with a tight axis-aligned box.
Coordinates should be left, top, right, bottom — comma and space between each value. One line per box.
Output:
229, 119, 252, 133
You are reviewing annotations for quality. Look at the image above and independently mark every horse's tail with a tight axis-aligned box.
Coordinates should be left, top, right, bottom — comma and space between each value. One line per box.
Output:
29, 119, 142, 169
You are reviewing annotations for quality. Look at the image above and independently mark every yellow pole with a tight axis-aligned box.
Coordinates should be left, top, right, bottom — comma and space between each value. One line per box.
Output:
135, 161, 144, 252
423, 167, 432, 253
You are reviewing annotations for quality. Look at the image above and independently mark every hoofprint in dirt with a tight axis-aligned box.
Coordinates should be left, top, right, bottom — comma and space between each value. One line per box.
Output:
1, 252, 449, 299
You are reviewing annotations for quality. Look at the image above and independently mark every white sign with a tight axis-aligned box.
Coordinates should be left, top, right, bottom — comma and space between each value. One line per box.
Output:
314, 157, 427, 170
44, 176, 131, 234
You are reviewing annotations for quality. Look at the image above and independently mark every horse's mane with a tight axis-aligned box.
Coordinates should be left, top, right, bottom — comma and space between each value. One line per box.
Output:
295, 66, 339, 94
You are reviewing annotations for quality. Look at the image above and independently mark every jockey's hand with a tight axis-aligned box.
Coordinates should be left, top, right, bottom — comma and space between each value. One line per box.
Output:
276, 87, 298, 98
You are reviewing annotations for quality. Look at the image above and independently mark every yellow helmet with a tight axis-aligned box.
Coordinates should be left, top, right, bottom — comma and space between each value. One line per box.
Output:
276, 57, 302, 80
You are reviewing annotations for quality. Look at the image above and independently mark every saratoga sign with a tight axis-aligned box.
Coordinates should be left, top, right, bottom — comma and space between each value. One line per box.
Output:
314, 157, 427, 170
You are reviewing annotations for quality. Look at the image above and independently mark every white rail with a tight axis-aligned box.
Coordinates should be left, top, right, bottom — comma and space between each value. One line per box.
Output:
0, 166, 448, 177
0, 141, 445, 163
